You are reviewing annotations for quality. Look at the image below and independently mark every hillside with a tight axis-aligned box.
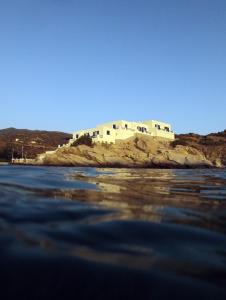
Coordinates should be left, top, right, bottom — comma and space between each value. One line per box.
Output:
0, 128, 72, 161
35, 130, 226, 168
36, 134, 217, 168
2, 128, 226, 168
174, 130, 226, 167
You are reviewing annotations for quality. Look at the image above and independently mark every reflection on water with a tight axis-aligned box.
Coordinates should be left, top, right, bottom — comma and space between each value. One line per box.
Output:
65, 168, 226, 230
0, 166, 226, 299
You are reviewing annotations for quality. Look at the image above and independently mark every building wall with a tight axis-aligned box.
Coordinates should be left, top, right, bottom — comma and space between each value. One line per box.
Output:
71, 119, 175, 144
93, 126, 116, 143
143, 120, 175, 139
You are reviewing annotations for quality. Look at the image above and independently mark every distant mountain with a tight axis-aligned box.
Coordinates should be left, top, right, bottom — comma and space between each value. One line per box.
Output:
0, 128, 72, 161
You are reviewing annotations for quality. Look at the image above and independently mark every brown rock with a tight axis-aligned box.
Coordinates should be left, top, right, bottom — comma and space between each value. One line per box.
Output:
37, 134, 215, 168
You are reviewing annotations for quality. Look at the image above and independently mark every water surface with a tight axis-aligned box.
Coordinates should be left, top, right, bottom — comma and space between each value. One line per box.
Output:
0, 166, 226, 299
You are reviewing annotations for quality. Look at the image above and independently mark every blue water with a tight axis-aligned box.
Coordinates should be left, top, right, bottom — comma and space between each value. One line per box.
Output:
0, 166, 226, 299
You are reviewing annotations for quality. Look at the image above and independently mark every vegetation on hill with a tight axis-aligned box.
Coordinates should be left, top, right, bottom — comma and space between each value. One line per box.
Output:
71, 135, 93, 147
0, 128, 72, 161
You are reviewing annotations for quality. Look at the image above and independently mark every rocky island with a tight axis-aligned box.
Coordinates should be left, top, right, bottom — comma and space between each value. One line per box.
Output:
1, 127, 225, 168
36, 132, 225, 168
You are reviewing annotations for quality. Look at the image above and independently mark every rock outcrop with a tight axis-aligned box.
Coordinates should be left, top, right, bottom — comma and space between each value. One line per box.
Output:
174, 130, 226, 168
36, 134, 216, 168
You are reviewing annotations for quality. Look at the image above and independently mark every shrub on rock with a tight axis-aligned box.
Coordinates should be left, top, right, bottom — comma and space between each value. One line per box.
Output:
71, 135, 93, 147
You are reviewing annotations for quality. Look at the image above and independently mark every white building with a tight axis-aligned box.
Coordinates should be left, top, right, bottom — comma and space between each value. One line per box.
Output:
70, 119, 175, 144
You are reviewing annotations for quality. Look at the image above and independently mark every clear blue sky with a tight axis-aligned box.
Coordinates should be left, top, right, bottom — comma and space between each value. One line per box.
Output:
0, 0, 225, 134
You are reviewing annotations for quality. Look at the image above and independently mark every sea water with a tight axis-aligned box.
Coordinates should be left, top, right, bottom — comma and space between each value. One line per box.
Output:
0, 166, 226, 299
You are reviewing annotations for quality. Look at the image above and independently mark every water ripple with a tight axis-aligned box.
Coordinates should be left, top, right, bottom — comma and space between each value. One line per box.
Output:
0, 166, 226, 299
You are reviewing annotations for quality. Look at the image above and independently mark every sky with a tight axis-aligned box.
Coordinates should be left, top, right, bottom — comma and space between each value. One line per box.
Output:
0, 0, 225, 134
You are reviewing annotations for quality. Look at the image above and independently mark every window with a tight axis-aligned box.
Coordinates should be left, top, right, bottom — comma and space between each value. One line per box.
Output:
155, 124, 160, 130
107, 130, 110, 135
113, 124, 116, 129
96, 131, 99, 135
76, 134, 79, 138
125, 124, 128, 129
164, 127, 169, 132
93, 131, 99, 136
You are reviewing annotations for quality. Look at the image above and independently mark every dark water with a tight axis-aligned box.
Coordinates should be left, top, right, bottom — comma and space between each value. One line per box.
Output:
0, 166, 226, 300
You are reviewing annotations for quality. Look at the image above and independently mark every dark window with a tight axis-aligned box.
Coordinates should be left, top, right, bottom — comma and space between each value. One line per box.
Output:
164, 127, 169, 132
76, 134, 79, 138
125, 124, 128, 129
155, 124, 160, 130
113, 124, 116, 129
107, 130, 110, 135
97, 131, 99, 135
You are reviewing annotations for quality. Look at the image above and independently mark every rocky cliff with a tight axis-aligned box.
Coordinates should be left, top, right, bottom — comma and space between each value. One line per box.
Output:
37, 134, 221, 168
174, 130, 226, 167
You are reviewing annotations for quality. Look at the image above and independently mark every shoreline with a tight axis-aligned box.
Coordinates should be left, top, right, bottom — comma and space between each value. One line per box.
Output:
7, 134, 226, 169
10, 162, 222, 169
